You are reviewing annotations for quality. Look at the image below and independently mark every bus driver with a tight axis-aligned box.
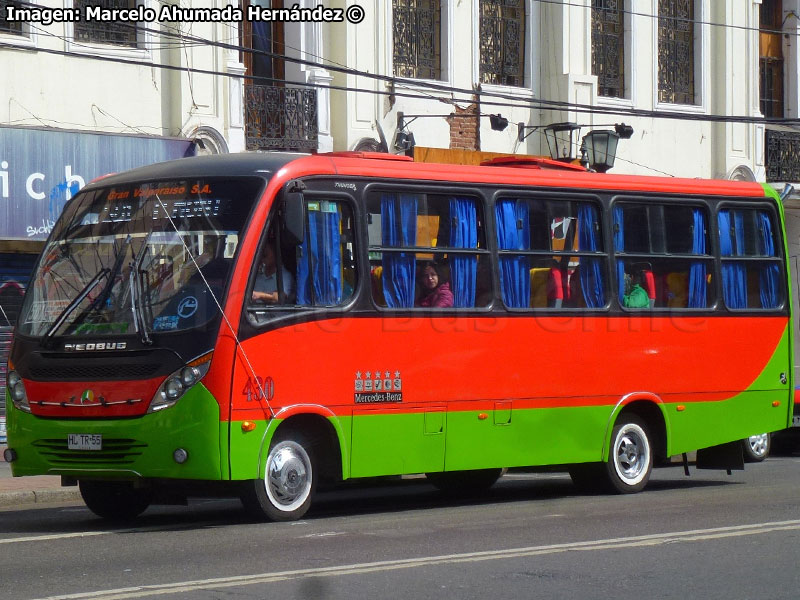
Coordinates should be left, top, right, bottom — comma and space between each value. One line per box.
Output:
252, 243, 295, 304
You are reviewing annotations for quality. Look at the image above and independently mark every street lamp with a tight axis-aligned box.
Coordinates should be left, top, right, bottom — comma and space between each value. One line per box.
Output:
580, 123, 634, 173
542, 122, 582, 162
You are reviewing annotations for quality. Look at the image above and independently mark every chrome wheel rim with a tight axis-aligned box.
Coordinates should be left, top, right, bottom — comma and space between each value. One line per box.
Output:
748, 433, 769, 458
265, 441, 312, 512
613, 423, 650, 486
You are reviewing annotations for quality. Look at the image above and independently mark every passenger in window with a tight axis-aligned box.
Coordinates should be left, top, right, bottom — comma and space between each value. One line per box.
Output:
416, 261, 454, 308
623, 271, 650, 308
252, 243, 295, 305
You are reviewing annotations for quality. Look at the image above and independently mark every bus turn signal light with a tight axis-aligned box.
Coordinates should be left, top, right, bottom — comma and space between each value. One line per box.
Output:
478, 413, 488, 420
676, 405, 686, 412
242, 421, 257, 432
772, 401, 781, 407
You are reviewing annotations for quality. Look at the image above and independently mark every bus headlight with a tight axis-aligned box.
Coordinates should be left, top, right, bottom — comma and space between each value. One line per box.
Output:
7, 371, 31, 413
148, 352, 213, 413
180, 366, 201, 387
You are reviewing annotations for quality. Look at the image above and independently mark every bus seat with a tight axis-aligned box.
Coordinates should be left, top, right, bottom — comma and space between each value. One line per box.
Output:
666, 272, 688, 308
371, 266, 386, 305
547, 267, 563, 308
642, 270, 656, 308
529, 268, 549, 307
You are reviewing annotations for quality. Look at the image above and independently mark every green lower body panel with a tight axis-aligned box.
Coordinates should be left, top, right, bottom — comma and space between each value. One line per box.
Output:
350, 408, 445, 477
445, 405, 613, 470
6, 385, 222, 480
665, 390, 789, 456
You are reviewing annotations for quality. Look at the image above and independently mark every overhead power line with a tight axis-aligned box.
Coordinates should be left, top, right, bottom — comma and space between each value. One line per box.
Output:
4, 0, 800, 130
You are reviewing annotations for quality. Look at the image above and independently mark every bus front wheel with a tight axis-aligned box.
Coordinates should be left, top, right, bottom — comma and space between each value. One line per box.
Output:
604, 415, 653, 493
79, 480, 152, 521
242, 432, 316, 522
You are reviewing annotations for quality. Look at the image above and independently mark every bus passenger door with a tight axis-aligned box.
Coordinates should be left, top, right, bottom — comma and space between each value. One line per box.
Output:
350, 406, 445, 477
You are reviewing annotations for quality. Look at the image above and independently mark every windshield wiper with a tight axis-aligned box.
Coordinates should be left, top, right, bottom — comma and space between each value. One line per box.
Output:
44, 235, 133, 343
88, 234, 133, 315
43, 267, 110, 341
130, 233, 153, 345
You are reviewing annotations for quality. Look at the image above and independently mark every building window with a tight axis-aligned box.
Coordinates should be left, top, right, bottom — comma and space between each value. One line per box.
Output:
657, 0, 695, 105
392, 0, 441, 80
591, 0, 625, 98
759, 0, 783, 118
74, 0, 139, 47
0, 0, 25, 36
479, 0, 525, 87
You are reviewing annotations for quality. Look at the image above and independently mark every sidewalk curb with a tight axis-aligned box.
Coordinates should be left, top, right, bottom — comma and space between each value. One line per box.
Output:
0, 488, 82, 507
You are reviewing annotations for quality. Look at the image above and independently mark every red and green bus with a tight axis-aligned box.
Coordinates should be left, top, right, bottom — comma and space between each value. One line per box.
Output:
4, 152, 794, 521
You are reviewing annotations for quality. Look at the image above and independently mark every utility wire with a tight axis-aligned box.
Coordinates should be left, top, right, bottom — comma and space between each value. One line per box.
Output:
6, 0, 800, 127
7, 32, 791, 130
533, 0, 798, 39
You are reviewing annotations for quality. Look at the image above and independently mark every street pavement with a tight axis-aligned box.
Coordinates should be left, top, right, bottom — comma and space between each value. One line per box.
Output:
0, 445, 81, 506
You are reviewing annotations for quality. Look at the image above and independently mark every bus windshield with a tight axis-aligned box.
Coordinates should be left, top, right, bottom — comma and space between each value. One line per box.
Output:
17, 178, 263, 339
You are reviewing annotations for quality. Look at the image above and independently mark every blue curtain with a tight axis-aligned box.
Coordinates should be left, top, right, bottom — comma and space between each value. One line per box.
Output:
449, 197, 477, 308
381, 193, 417, 308
759, 212, 780, 309
719, 210, 747, 309
578, 204, 605, 308
688, 209, 707, 308
297, 204, 342, 305
613, 206, 625, 302
495, 199, 530, 308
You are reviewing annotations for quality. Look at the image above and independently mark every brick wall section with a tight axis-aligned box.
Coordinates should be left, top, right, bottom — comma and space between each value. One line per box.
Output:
447, 104, 480, 151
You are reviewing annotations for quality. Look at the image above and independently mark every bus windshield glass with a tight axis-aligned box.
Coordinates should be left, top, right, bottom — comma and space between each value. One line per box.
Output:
17, 178, 263, 339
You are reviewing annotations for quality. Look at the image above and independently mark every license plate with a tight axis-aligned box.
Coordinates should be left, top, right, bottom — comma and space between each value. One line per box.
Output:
68, 434, 102, 451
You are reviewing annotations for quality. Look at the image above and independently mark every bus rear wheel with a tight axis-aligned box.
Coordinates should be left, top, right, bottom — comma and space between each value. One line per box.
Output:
79, 480, 152, 521
242, 432, 316, 522
604, 415, 653, 493
742, 433, 771, 462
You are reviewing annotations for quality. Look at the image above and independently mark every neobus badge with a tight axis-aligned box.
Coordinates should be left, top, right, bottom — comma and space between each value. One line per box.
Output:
64, 342, 127, 352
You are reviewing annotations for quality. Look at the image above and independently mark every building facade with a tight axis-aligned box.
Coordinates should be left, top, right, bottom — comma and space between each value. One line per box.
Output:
332, 1, 793, 181
3, 2, 798, 183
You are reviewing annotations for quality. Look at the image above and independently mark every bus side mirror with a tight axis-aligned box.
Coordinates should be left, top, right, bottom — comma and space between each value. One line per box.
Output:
282, 191, 305, 245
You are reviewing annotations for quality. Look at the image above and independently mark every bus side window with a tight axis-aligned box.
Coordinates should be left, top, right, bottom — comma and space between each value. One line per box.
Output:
615, 202, 713, 310
367, 192, 488, 309
718, 207, 784, 310
295, 199, 357, 307
251, 233, 296, 306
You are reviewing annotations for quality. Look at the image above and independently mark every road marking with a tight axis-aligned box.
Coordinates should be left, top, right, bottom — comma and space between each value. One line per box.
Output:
300, 531, 347, 538
33, 519, 800, 600
0, 524, 195, 545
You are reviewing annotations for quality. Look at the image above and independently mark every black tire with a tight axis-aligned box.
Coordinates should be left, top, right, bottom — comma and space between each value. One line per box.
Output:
241, 431, 316, 522
425, 468, 504, 495
742, 433, 771, 462
79, 480, 152, 521
603, 414, 653, 494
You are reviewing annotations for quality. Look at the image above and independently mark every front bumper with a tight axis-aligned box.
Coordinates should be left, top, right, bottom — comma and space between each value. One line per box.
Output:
5, 384, 223, 481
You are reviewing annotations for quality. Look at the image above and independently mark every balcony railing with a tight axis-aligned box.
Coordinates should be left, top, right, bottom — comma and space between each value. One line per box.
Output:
245, 85, 318, 152
766, 129, 800, 183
